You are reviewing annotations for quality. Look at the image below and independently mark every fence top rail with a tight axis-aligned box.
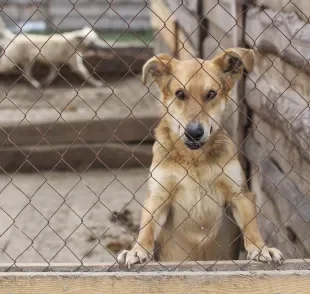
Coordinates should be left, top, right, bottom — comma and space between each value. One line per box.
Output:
1, 269, 310, 294
0, 259, 309, 272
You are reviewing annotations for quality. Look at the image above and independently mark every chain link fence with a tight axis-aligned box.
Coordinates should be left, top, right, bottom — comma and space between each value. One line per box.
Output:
0, 0, 309, 273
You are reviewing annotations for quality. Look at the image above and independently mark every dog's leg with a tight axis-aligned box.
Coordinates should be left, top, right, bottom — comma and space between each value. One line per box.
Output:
23, 60, 41, 89
42, 67, 58, 87
69, 55, 103, 87
219, 160, 283, 263
231, 190, 283, 263
117, 172, 173, 268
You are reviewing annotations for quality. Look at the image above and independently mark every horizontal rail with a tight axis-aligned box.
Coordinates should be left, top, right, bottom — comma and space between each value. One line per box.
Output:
0, 259, 309, 272
0, 267, 310, 294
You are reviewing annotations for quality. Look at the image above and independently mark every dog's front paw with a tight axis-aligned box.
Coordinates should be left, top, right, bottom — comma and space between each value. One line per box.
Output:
117, 246, 151, 269
246, 245, 283, 263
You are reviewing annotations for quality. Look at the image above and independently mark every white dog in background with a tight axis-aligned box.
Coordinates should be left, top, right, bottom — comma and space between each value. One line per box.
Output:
0, 17, 106, 88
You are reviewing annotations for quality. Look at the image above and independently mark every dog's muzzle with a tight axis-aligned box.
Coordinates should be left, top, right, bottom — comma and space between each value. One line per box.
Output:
184, 122, 211, 150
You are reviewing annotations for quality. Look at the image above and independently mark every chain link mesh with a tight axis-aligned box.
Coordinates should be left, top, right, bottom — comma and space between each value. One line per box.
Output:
0, 0, 309, 272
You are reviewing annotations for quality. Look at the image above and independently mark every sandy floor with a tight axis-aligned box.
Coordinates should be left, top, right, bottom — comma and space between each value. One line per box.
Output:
0, 72, 157, 266
0, 168, 148, 265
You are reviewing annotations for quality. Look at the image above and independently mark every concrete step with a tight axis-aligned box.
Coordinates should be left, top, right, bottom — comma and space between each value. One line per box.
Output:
0, 142, 153, 173
0, 72, 159, 172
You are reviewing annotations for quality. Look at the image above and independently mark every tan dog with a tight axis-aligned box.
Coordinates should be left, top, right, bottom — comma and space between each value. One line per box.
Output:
117, 48, 283, 267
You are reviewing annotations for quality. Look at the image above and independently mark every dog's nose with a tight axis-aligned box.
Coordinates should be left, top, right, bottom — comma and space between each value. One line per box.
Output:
185, 123, 204, 142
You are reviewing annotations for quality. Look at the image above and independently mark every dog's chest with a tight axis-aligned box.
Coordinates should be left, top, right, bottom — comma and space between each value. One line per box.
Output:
172, 166, 224, 229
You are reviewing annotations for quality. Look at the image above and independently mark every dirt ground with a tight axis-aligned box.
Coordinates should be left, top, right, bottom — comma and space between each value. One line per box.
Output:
0, 73, 158, 265
0, 168, 148, 264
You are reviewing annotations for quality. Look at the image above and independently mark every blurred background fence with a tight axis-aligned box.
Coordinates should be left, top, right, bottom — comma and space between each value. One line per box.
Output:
0, 0, 151, 32
0, 0, 309, 274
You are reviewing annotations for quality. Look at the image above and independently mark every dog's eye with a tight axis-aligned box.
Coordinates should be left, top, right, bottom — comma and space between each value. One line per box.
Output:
175, 90, 185, 100
206, 90, 217, 101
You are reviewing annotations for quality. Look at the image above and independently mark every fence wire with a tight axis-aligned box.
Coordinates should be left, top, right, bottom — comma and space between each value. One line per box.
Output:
0, 0, 309, 273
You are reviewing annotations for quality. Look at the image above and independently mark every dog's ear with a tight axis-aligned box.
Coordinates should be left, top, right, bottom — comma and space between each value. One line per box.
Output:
76, 27, 93, 40
82, 26, 92, 33
213, 48, 254, 86
142, 54, 176, 86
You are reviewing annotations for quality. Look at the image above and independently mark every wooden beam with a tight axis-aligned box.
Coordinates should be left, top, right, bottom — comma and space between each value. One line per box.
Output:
244, 136, 310, 257
250, 113, 310, 194
250, 0, 310, 22
245, 7, 310, 73
149, 0, 178, 55
1, 259, 310, 272
245, 71, 310, 163
149, 0, 196, 59
1, 270, 310, 294
164, 0, 200, 55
